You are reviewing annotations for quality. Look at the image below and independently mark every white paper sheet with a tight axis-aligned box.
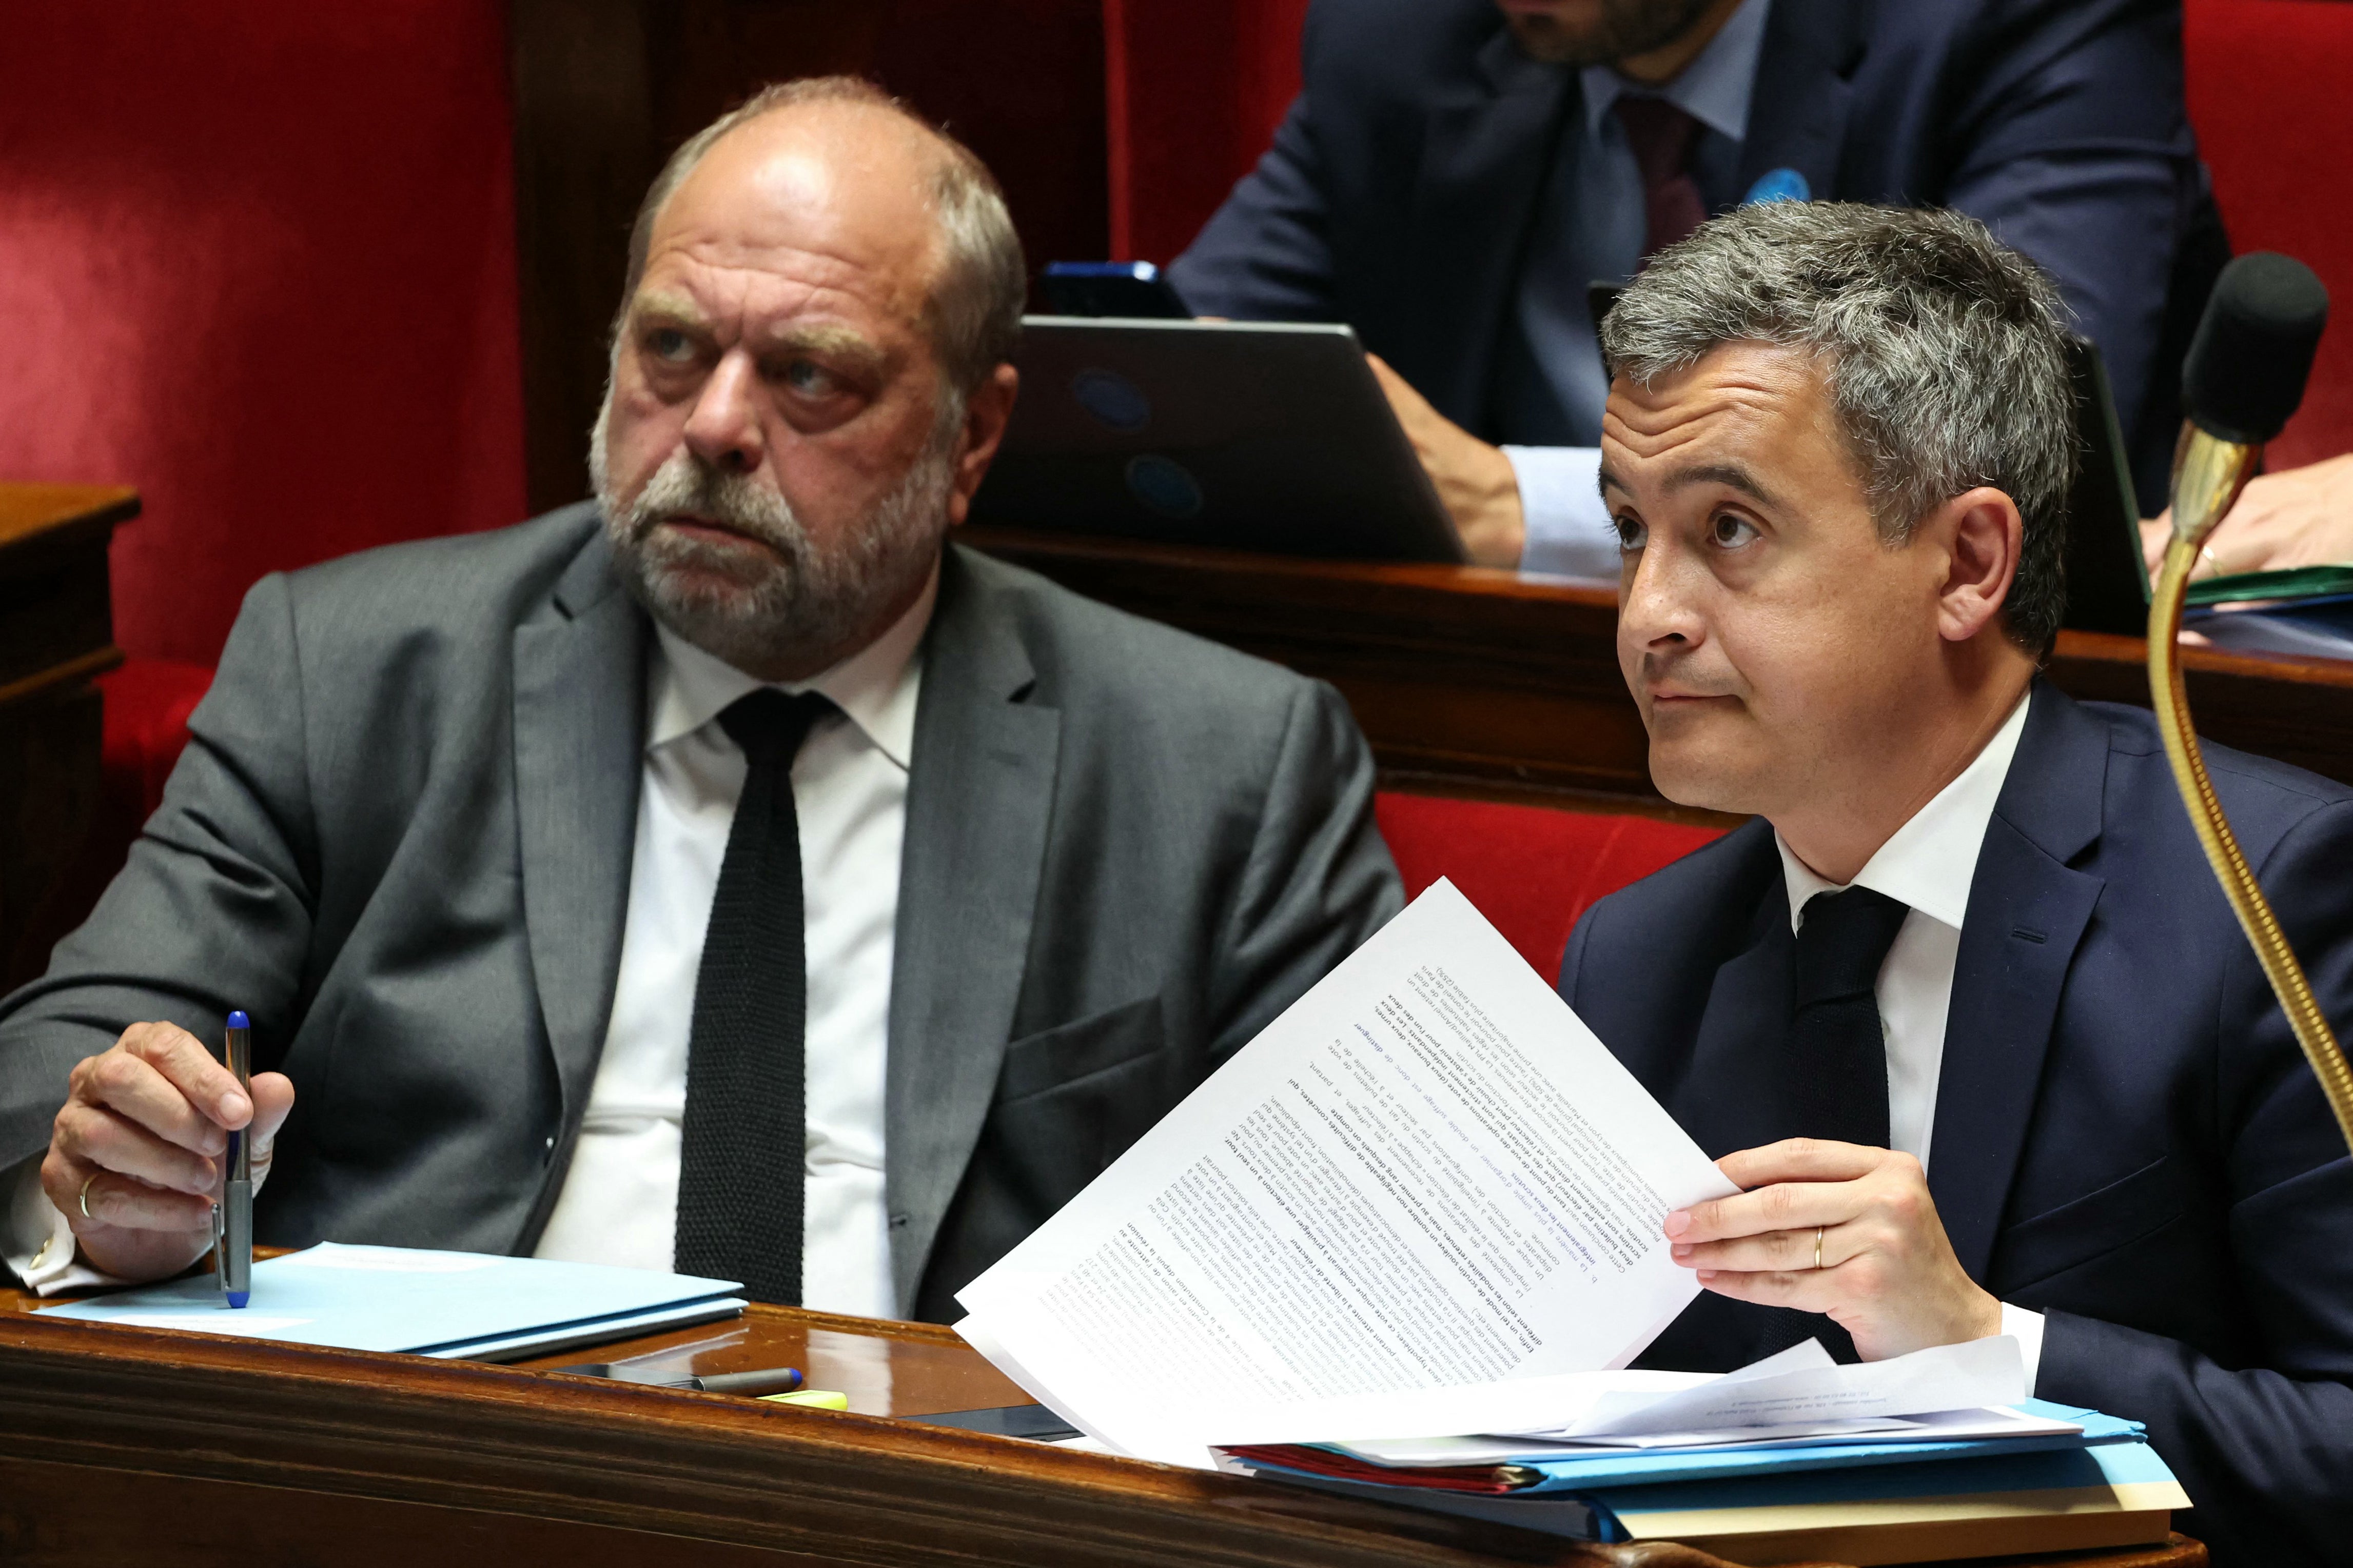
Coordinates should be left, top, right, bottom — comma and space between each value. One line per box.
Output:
1522, 1335, 2029, 1440
955, 881, 1739, 1463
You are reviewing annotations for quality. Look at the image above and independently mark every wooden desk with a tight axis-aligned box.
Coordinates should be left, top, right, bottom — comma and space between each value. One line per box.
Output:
0, 1287, 2204, 1568
964, 528, 2353, 812
0, 483, 137, 989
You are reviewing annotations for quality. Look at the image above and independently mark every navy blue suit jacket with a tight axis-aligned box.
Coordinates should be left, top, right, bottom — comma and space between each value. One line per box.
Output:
1558, 684, 2353, 1567
1171, 0, 2211, 502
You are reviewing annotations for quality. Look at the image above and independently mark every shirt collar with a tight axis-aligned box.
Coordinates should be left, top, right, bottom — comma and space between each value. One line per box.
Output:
1581, 0, 1772, 146
645, 561, 937, 770
1776, 689, 2035, 933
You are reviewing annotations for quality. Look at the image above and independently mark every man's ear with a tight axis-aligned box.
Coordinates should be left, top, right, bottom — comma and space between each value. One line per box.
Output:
945, 363, 1021, 528
1932, 485, 2023, 644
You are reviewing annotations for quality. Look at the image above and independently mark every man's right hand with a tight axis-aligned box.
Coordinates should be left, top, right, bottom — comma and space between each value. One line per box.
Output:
41, 1022, 295, 1282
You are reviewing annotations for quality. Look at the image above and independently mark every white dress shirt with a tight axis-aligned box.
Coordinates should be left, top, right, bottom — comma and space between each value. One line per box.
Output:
1769, 690, 2047, 1385
4, 571, 932, 1315
534, 569, 935, 1318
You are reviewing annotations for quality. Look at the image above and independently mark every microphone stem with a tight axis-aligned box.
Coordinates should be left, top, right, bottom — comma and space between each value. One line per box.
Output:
2147, 447, 2353, 1157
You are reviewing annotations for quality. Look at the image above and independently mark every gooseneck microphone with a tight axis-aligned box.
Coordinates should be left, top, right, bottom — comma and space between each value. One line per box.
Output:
2146, 251, 2351, 1155
2167, 252, 2330, 559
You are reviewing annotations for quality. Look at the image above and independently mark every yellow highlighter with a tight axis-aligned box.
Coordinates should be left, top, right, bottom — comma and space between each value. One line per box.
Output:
762, 1389, 850, 1410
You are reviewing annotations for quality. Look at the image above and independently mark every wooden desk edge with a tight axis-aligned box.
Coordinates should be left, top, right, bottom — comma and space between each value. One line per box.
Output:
0, 481, 141, 551
0, 1303, 2204, 1568
964, 526, 2353, 686
0, 1308, 1641, 1568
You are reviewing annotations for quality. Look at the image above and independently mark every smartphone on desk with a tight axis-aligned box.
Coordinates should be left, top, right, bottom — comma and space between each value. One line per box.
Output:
1041, 261, 1190, 319
907, 1403, 1083, 1442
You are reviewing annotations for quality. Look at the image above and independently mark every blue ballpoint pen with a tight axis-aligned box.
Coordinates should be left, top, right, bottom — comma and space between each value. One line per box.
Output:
220, 1010, 253, 1308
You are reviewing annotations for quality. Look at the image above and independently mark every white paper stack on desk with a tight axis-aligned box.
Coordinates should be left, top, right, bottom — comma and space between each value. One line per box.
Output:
953, 882, 2187, 1563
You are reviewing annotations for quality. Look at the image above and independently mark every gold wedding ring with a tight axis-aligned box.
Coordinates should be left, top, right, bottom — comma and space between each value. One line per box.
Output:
77, 1174, 97, 1219
1814, 1226, 1824, 1270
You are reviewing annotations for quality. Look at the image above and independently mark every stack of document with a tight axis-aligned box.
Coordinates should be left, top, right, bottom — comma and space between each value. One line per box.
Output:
950, 883, 2187, 1562
1213, 1341, 2186, 1564
1218, 1401, 2183, 1567
38, 1243, 744, 1361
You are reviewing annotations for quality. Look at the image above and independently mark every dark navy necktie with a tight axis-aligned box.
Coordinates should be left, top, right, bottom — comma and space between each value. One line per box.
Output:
1786, 887, 1910, 1150
674, 688, 835, 1304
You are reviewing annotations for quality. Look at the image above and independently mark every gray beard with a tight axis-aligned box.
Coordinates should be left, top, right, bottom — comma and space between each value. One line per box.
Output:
1505, 0, 1720, 67
590, 403, 955, 678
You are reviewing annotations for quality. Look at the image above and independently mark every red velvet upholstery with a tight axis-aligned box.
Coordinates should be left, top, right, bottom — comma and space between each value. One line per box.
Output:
96, 662, 216, 829
2159, 2, 2351, 469
1103, 0, 1310, 264
1375, 793, 1728, 981
0, 1, 527, 669
3, 3, 525, 944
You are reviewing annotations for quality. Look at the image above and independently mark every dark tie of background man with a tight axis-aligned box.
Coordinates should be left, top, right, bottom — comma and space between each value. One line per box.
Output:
1613, 96, 1707, 264
675, 688, 838, 1304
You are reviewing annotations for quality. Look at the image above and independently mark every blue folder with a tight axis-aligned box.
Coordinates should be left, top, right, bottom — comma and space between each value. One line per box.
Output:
1243, 1409, 2181, 1548
37, 1243, 744, 1360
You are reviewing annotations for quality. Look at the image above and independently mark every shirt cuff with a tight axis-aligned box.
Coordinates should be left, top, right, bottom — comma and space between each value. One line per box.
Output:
1501, 445, 1620, 581
5, 1150, 128, 1296
1999, 1301, 2046, 1396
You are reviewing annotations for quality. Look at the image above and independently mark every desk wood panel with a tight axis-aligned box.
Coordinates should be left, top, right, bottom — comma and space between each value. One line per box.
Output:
0, 483, 135, 989
964, 529, 2353, 810
0, 1298, 2206, 1568
0, 1309, 1666, 1568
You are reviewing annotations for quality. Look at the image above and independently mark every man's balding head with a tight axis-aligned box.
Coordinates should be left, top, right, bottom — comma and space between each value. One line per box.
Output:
618, 78, 1023, 396
590, 77, 1024, 684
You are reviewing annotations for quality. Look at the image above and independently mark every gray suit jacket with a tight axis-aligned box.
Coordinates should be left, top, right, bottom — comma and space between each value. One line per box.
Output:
0, 505, 1402, 1319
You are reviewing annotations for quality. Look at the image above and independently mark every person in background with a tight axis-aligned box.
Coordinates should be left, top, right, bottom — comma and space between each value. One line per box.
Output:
0, 78, 1400, 1320
1172, 0, 2214, 578
1559, 200, 2352, 1567
2142, 451, 2353, 580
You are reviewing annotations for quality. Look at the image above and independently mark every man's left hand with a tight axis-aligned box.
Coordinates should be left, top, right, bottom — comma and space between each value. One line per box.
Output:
1663, 1138, 2002, 1361
1366, 353, 1525, 567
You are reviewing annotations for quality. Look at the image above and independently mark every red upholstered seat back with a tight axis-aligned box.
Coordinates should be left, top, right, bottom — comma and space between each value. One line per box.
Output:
1104, 0, 1310, 263
2185, 0, 2353, 470
0, 1, 526, 669
3, 4, 525, 955
1374, 793, 1729, 983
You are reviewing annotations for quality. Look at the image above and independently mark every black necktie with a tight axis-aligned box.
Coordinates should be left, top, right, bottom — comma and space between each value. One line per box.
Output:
674, 688, 835, 1303
1785, 887, 1911, 1150
1639, 883, 1914, 1373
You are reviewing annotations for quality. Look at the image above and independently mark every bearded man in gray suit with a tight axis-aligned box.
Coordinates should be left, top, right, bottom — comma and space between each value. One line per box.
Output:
0, 78, 1401, 1319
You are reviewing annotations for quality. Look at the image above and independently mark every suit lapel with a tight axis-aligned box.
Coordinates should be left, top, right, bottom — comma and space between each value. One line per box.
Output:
512, 530, 646, 1167
1729, 0, 1864, 206
1929, 685, 2109, 1283
1400, 30, 1572, 426
886, 547, 1061, 1313
1670, 899, 1798, 1161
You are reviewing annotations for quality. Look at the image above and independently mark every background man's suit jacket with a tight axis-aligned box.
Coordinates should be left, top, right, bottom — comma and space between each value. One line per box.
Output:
0, 506, 1403, 1320
1560, 684, 2353, 1567
1171, 0, 2214, 502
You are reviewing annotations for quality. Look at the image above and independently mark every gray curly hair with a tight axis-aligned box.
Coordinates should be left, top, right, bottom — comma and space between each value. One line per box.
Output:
1600, 202, 2077, 651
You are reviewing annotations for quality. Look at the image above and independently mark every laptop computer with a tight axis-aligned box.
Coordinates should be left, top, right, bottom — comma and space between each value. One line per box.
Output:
968, 316, 1466, 563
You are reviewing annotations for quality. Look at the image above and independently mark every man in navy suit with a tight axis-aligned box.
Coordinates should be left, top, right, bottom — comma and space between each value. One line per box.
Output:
1557, 201, 2351, 1566
1171, 0, 2213, 577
